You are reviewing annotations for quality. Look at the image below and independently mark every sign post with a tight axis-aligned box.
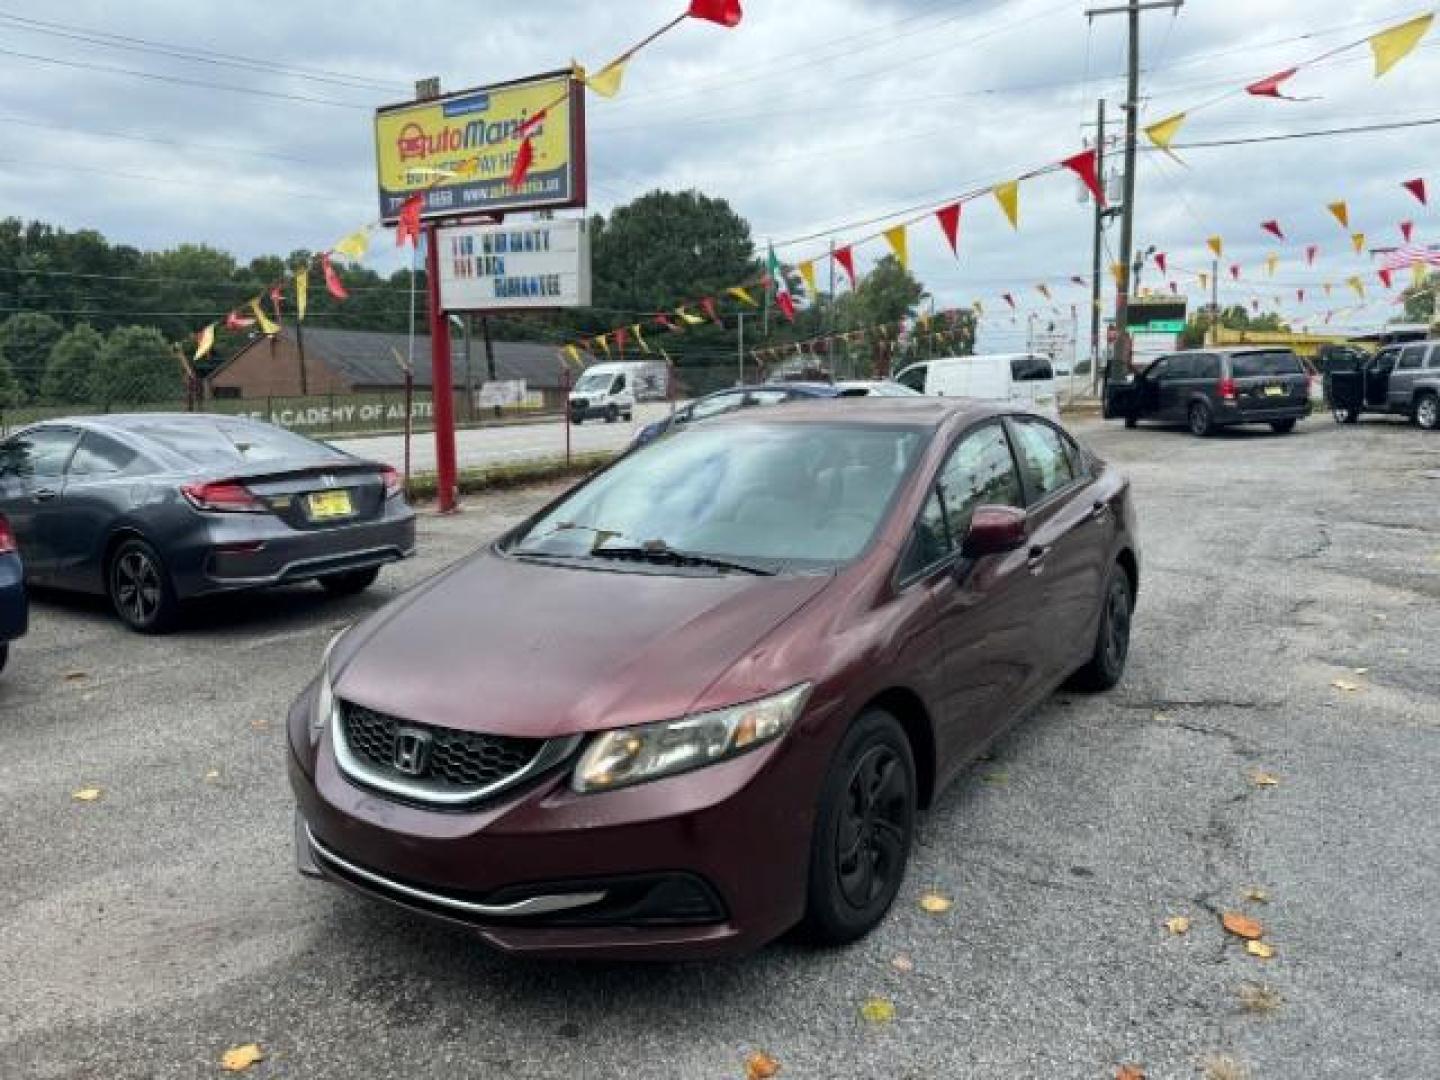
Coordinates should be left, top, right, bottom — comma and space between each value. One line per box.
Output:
424, 223, 459, 512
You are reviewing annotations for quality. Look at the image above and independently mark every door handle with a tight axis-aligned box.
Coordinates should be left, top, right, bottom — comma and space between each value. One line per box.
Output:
33, 487, 58, 502
1089, 499, 1110, 523
1026, 544, 1049, 573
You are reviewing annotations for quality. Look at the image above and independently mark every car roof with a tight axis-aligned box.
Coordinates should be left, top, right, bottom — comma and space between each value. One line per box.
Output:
703, 395, 999, 429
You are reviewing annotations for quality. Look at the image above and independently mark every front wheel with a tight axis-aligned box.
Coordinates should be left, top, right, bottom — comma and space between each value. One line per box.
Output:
605, 404, 619, 424
801, 710, 916, 946
108, 537, 179, 634
1068, 567, 1133, 691
1270, 419, 1297, 434
1188, 401, 1214, 437
1416, 394, 1440, 431
1124, 416, 1138, 430
571, 414, 584, 426
1333, 405, 1359, 425
320, 566, 380, 596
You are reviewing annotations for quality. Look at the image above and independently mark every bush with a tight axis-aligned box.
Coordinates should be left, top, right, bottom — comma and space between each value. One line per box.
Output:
40, 323, 105, 404
92, 325, 184, 407
0, 312, 64, 401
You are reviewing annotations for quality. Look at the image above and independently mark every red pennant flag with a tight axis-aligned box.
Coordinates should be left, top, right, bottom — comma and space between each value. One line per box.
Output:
508, 135, 535, 191
935, 203, 962, 256
1060, 149, 1105, 206
1154, 252, 1167, 274
1002, 292, 1016, 310
1245, 67, 1307, 99
775, 291, 796, 322
832, 245, 856, 288
322, 253, 348, 299
1400, 220, 1414, 242
687, 0, 742, 27
395, 194, 423, 248
1306, 244, 1318, 265
1069, 275, 1086, 286
223, 310, 255, 331
654, 314, 680, 333
701, 297, 723, 326
1230, 264, 1241, 280
1402, 177, 1427, 205
1169, 281, 1178, 294
1261, 220, 1285, 241
1378, 268, 1394, 288
516, 109, 547, 140
613, 326, 628, 358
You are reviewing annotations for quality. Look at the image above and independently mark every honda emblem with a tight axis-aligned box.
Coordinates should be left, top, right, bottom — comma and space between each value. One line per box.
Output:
393, 728, 433, 777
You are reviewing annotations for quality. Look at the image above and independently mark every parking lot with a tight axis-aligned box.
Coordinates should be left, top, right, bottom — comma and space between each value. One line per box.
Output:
2, 414, 1438, 1078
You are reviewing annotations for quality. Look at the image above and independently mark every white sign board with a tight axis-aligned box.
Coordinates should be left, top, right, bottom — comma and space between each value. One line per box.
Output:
1130, 330, 1180, 370
438, 218, 591, 310
475, 379, 527, 406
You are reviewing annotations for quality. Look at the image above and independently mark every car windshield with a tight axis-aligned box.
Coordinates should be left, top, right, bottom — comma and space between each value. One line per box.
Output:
513, 423, 926, 568
1231, 351, 1303, 377
574, 372, 612, 392
128, 420, 341, 465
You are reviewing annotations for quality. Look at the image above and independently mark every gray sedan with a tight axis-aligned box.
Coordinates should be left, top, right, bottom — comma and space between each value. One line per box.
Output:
0, 414, 415, 632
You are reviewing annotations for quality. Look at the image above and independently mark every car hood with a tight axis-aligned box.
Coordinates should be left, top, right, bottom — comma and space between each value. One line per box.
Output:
332, 552, 831, 738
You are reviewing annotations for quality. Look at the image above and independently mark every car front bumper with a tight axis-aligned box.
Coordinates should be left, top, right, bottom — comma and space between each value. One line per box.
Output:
286, 687, 822, 960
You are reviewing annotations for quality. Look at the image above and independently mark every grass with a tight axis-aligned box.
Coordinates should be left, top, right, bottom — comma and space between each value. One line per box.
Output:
403, 451, 616, 503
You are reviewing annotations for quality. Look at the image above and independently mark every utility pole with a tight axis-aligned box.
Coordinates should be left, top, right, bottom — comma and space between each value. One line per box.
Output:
737, 311, 745, 386
1088, 98, 1107, 393
1087, 0, 1183, 384
1209, 257, 1220, 346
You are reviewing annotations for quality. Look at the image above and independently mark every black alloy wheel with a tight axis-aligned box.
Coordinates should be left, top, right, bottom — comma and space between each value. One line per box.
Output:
1189, 401, 1214, 437
1069, 566, 1133, 691
109, 537, 178, 633
802, 710, 916, 945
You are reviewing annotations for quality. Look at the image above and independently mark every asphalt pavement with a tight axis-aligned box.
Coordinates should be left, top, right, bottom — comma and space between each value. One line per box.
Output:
2, 414, 1438, 1078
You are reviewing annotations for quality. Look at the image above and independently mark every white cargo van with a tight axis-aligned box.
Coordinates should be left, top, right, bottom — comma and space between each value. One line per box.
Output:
892, 353, 1060, 420
568, 362, 640, 424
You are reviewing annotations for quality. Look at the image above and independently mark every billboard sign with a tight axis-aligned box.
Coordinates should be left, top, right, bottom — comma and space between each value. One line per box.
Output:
437, 218, 592, 311
1126, 297, 1187, 332
374, 70, 585, 222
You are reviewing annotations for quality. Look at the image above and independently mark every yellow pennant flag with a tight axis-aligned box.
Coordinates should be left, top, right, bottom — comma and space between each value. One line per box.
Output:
563, 345, 581, 367
295, 266, 309, 321
798, 260, 819, 299
595, 334, 611, 358
1351, 232, 1366, 255
1207, 236, 1224, 258
1265, 254, 1278, 277
1347, 276, 1365, 299
632, 323, 650, 354
1110, 261, 1125, 287
332, 228, 370, 261
1327, 201, 1349, 229
677, 306, 706, 326
883, 224, 909, 267
576, 57, 627, 98
1144, 112, 1187, 150
993, 180, 1020, 229
727, 286, 758, 307
193, 323, 215, 363
249, 298, 279, 336
1370, 13, 1433, 77
1414, 262, 1429, 287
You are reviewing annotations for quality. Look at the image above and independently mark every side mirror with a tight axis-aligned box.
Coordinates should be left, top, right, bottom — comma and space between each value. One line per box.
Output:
961, 505, 1027, 558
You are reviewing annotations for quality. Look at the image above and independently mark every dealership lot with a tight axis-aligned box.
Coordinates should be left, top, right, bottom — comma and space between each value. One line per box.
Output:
2, 416, 1438, 1078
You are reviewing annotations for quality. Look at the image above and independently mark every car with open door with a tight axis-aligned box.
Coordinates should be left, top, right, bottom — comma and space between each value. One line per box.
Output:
0, 414, 415, 632
1327, 340, 1440, 429
1105, 347, 1311, 436
289, 398, 1140, 960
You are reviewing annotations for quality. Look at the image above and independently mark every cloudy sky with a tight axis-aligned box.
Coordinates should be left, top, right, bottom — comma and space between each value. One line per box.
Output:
0, 0, 1434, 350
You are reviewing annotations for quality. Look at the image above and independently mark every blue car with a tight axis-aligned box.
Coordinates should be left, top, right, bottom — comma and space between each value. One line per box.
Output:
0, 514, 26, 674
631, 382, 840, 447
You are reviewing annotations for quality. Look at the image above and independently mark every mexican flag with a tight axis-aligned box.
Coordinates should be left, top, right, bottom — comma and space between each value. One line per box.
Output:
766, 244, 795, 322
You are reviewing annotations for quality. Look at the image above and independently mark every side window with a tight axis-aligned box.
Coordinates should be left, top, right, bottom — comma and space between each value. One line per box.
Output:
1008, 418, 1076, 502
67, 432, 141, 477
1397, 346, 1425, 371
1372, 348, 1398, 373
904, 490, 951, 576
1193, 354, 1220, 380
612, 374, 627, 393
934, 423, 1024, 548
0, 428, 79, 480
746, 389, 790, 407
1427, 345, 1440, 370
1167, 355, 1195, 379
1145, 358, 1169, 381
689, 392, 744, 421
1030, 355, 1054, 381
895, 365, 927, 393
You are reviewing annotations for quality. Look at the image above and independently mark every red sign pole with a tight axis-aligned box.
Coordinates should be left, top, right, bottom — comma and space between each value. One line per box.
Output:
424, 221, 459, 512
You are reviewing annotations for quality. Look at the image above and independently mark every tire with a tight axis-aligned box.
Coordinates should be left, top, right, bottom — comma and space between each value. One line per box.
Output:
1416, 393, 1440, 431
0, 642, 8, 674
1270, 419, 1297, 434
800, 709, 917, 946
108, 536, 179, 634
571, 414, 584, 426
623, 411, 633, 422
1069, 566, 1134, 691
320, 566, 381, 596
1124, 416, 1138, 429
1188, 401, 1215, 437
1333, 406, 1359, 425
605, 404, 619, 424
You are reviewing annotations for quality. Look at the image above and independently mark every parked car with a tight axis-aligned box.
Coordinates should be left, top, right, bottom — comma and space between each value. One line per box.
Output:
1326, 340, 1440, 429
289, 398, 1140, 960
892, 354, 1060, 421
0, 513, 26, 674
0, 414, 416, 633
630, 382, 840, 447
568, 363, 638, 424
1103, 347, 1311, 436
834, 380, 923, 398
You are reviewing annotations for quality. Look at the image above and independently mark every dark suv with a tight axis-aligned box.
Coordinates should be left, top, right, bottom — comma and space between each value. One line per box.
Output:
1106, 347, 1312, 436
1328, 340, 1440, 430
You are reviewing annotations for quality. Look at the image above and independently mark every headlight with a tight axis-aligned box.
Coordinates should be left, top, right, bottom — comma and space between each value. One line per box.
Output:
571, 683, 811, 794
310, 629, 347, 742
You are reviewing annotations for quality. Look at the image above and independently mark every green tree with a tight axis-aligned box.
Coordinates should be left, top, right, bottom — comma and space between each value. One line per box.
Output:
40, 322, 105, 403
1400, 270, 1435, 324
92, 325, 183, 407
0, 353, 20, 409
1179, 304, 1288, 349
0, 312, 64, 400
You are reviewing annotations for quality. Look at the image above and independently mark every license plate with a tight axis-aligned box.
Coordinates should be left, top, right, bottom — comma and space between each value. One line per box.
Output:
307, 490, 354, 519
1263, 386, 1285, 397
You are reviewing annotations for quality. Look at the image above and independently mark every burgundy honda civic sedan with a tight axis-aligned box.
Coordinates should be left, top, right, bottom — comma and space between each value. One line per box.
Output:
288, 398, 1139, 959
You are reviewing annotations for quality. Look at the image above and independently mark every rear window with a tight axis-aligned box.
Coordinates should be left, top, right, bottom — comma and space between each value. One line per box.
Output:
128, 420, 341, 466
1010, 355, 1054, 382
1230, 351, 1303, 378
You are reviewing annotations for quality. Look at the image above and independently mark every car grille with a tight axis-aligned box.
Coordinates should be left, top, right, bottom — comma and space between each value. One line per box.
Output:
336, 701, 553, 804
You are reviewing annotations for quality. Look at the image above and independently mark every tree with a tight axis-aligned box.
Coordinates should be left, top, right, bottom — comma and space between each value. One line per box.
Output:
92, 326, 183, 407
1179, 305, 1288, 349
1400, 270, 1436, 325
40, 323, 105, 404
0, 312, 64, 401
0, 354, 20, 410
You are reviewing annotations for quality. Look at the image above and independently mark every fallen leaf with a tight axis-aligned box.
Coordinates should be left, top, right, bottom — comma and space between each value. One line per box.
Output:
1202, 1054, 1249, 1080
890, 953, 915, 973
859, 998, 895, 1024
64, 671, 88, 681
1352, 667, 1369, 675
918, 892, 952, 914
981, 770, 1009, 785
1117, 1066, 1146, 1080
1331, 679, 1362, 692
1164, 915, 1191, 935
204, 769, 221, 782
1222, 912, 1264, 941
249, 719, 270, 731
745, 1051, 780, 1079
1245, 940, 1276, 959
220, 1044, 264, 1072
1249, 770, 1280, 787
1152, 712, 1169, 723
71, 787, 102, 802
1244, 888, 1270, 903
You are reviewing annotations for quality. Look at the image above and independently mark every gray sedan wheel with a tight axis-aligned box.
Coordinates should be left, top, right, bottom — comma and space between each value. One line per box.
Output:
108, 537, 179, 634
1417, 394, 1439, 431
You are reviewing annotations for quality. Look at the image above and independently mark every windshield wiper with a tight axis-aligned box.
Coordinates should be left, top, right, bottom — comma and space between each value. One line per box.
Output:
587, 542, 776, 576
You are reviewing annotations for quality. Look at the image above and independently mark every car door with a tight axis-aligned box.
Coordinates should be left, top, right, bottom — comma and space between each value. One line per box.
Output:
52, 430, 150, 591
1004, 414, 1099, 689
1365, 349, 1396, 409
0, 426, 81, 577
1388, 345, 1426, 412
1158, 354, 1195, 421
897, 420, 1041, 765
1136, 357, 1168, 419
